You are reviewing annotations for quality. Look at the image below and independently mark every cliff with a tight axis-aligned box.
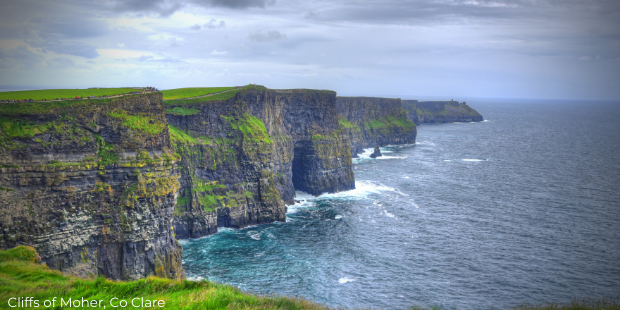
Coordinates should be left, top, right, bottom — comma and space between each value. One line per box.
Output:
0, 93, 184, 280
401, 100, 483, 124
336, 97, 417, 156
166, 86, 354, 239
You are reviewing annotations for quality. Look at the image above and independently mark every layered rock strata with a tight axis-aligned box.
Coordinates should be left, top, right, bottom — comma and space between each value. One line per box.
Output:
336, 97, 417, 156
0, 93, 184, 280
402, 100, 483, 124
166, 87, 354, 239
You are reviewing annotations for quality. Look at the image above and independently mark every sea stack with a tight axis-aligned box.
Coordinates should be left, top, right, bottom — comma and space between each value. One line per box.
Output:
370, 146, 382, 158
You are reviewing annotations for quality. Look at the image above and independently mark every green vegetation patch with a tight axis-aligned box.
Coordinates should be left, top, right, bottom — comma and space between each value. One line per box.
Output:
338, 117, 361, 131
0, 88, 138, 101
0, 95, 141, 116
0, 246, 332, 310
168, 125, 198, 146
95, 135, 119, 167
165, 107, 200, 116
222, 113, 272, 144
363, 115, 416, 131
107, 109, 165, 135
0, 117, 54, 138
162, 85, 266, 105
161, 87, 235, 100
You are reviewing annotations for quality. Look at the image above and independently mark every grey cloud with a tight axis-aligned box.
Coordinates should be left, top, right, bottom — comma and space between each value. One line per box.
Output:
107, 0, 182, 17
193, 0, 271, 9
205, 19, 225, 28
248, 30, 286, 42
26, 40, 100, 59
190, 24, 202, 30
104, 0, 271, 17
0, 45, 44, 68
33, 17, 108, 40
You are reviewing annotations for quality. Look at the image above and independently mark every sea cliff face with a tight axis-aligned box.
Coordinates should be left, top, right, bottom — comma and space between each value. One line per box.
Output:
0, 86, 420, 280
402, 100, 483, 124
0, 93, 184, 280
166, 87, 354, 239
336, 97, 417, 156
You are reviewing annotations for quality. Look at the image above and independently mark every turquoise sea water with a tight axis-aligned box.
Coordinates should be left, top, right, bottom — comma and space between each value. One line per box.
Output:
181, 99, 620, 309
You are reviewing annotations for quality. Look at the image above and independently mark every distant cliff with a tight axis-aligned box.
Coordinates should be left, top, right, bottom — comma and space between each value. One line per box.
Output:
336, 97, 416, 156
166, 87, 354, 239
0, 93, 184, 281
402, 100, 483, 124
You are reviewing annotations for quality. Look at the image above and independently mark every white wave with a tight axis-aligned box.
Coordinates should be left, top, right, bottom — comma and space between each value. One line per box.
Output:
335, 215, 343, 219
286, 195, 314, 214
339, 277, 355, 284
305, 180, 407, 200
483, 120, 489, 122
461, 159, 487, 162
376, 155, 407, 159
443, 160, 452, 162
384, 210, 395, 218
248, 231, 261, 240
403, 176, 410, 179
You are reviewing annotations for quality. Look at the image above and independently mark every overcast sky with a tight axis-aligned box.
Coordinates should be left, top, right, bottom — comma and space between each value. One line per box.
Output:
0, 0, 619, 100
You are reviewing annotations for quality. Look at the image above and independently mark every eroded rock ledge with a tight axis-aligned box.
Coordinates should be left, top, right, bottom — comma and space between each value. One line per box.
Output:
401, 100, 483, 124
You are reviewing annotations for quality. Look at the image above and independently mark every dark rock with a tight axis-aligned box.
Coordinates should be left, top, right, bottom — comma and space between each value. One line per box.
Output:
370, 146, 382, 158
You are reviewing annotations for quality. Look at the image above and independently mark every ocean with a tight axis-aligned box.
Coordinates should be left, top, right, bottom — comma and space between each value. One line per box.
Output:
180, 99, 620, 309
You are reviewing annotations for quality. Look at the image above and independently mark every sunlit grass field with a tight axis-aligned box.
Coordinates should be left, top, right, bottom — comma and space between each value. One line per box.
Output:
0, 88, 139, 101
161, 87, 236, 100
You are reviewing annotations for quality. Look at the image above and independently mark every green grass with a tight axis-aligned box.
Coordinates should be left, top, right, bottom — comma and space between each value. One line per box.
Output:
338, 117, 361, 131
0, 95, 141, 116
168, 125, 198, 145
0, 88, 139, 101
222, 113, 272, 144
107, 109, 166, 135
161, 87, 235, 100
162, 85, 267, 105
363, 115, 416, 131
165, 107, 200, 116
0, 246, 332, 310
0, 117, 54, 138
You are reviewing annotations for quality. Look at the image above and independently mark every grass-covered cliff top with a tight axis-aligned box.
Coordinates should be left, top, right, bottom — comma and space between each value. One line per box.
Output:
160, 87, 236, 100
163, 85, 266, 105
1, 247, 617, 310
0, 246, 330, 310
0, 88, 140, 101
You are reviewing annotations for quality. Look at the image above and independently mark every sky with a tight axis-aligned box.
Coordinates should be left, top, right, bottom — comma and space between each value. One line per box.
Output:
0, 0, 619, 100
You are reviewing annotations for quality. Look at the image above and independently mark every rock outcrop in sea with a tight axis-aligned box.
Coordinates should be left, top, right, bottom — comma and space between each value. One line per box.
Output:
370, 146, 382, 158
401, 100, 483, 124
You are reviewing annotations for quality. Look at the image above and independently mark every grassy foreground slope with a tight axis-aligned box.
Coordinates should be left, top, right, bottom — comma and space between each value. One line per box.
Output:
161, 87, 235, 100
0, 88, 139, 101
0, 246, 330, 310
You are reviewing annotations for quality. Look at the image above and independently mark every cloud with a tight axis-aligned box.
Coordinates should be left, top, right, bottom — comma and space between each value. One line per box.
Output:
26, 40, 100, 59
109, 0, 182, 17
193, 0, 272, 9
205, 19, 226, 29
579, 56, 591, 61
117, 43, 126, 47
0, 45, 44, 68
248, 30, 286, 42
210, 50, 228, 55
190, 24, 202, 30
